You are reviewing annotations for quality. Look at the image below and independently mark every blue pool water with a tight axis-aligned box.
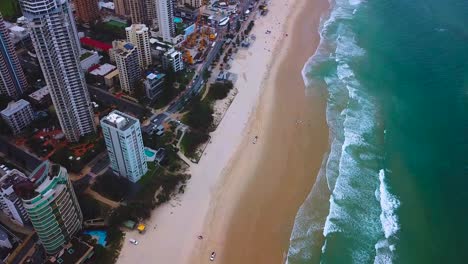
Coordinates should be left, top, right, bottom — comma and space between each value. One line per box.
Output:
174, 17, 183, 23
145, 148, 155, 157
83, 230, 107, 246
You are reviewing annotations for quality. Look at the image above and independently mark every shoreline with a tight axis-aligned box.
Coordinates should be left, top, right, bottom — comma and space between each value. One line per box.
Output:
116, 0, 329, 262
193, 0, 329, 262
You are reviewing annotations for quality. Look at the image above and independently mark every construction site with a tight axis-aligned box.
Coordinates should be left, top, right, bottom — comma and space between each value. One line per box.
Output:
180, 12, 218, 70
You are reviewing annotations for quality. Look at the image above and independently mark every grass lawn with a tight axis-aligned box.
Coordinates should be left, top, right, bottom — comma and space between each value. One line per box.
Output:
106, 20, 127, 29
0, 0, 20, 19
138, 161, 159, 186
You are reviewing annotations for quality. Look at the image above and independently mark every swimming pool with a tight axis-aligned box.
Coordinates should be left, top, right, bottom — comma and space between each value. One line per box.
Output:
145, 148, 155, 157
174, 17, 183, 23
145, 147, 156, 162
83, 230, 107, 246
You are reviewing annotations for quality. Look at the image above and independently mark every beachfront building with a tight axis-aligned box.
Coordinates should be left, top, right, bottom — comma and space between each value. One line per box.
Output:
101, 111, 148, 183
111, 41, 141, 93
0, 13, 28, 99
0, 169, 31, 226
162, 48, 184, 72
74, 0, 100, 24
0, 99, 34, 135
144, 71, 166, 101
19, 0, 96, 142
15, 162, 83, 254
126, 24, 152, 69
156, 0, 176, 43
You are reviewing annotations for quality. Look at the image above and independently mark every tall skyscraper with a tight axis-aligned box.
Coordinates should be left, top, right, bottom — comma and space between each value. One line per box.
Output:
14, 162, 83, 254
111, 41, 141, 93
114, 0, 129, 17
126, 24, 152, 69
128, 0, 156, 27
0, 13, 28, 99
19, 0, 96, 142
101, 111, 148, 183
74, 0, 100, 24
156, 0, 175, 42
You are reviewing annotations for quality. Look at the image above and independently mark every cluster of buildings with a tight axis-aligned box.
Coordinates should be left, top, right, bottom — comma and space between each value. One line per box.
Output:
0, 0, 188, 141
0, 109, 149, 259
0, 161, 93, 262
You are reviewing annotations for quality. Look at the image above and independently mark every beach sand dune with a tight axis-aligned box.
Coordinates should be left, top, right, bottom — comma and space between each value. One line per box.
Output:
117, 0, 329, 263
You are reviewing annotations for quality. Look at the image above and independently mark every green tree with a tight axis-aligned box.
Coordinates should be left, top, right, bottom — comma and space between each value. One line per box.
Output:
133, 80, 146, 102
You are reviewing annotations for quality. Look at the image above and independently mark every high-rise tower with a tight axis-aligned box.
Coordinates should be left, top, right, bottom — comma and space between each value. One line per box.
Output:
74, 0, 100, 24
0, 13, 28, 99
15, 162, 83, 254
101, 110, 148, 183
156, 0, 175, 42
19, 0, 96, 142
126, 24, 152, 69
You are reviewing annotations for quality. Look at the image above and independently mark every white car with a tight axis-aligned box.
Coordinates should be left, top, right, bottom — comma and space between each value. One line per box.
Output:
129, 239, 139, 245
210, 252, 216, 261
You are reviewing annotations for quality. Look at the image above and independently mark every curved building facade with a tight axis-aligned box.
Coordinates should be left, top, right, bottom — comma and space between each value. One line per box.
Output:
15, 162, 82, 254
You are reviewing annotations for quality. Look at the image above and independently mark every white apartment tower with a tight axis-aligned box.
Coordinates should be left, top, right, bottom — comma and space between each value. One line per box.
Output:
111, 41, 142, 93
156, 0, 176, 43
101, 111, 148, 183
18, 0, 96, 142
0, 169, 30, 226
1, 99, 34, 135
126, 24, 152, 69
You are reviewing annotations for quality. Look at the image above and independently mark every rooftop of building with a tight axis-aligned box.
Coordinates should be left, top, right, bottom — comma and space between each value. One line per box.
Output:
14, 161, 62, 201
113, 41, 137, 57
126, 24, 149, 33
90, 63, 117, 76
45, 238, 94, 264
164, 48, 181, 58
28, 86, 49, 101
146, 72, 166, 81
80, 37, 112, 52
99, 1, 114, 9
1, 99, 31, 117
0, 169, 29, 191
101, 110, 138, 131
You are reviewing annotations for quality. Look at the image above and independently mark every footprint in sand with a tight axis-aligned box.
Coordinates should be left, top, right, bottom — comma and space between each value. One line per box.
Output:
242, 73, 247, 81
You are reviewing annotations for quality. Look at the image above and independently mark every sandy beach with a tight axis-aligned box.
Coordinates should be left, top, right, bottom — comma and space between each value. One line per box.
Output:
117, 0, 329, 263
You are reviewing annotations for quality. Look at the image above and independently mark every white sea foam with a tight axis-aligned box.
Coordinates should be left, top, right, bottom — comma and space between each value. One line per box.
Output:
372, 169, 401, 264
378, 169, 401, 238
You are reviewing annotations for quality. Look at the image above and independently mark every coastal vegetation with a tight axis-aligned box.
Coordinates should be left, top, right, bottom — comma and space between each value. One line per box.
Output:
181, 81, 234, 159
150, 69, 194, 109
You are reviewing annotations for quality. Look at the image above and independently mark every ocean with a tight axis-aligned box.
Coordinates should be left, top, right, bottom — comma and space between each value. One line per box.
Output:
287, 0, 468, 263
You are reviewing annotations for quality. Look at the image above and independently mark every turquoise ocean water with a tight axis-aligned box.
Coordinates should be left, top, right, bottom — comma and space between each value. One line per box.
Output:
287, 0, 468, 263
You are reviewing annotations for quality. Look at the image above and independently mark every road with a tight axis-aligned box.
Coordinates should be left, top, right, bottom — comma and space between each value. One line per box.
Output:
0, 137, 42, 173
87, 84, 148, 117
167, 39, 225, 113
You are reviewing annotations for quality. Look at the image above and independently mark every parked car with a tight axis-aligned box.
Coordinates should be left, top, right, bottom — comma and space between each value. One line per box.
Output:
129, 239, 139, 245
